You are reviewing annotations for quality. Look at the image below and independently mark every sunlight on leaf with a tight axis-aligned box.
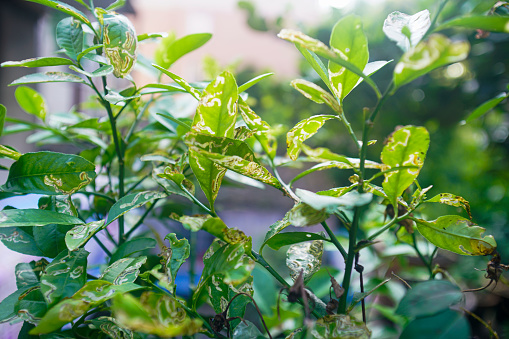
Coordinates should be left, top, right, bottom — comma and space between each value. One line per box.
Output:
383, 10, 431, 52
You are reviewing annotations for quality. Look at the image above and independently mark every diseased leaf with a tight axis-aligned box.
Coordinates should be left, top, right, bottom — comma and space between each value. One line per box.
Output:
426, 193, 472, 219
0, 209, 83, 227
32, 281, 143, 334
65, 220, 105, 251
2, 152, 96, 195
88, 316, 139, 339
295, 44, 333, 93
383, 10, 431, 52
9, 72, 87, 86
16, 260, 47, 289
15, 287, 47, 325
296, 189, 372, 213
153, 64, 202, 99
381, 126, 430, 203
437, 15, 509, 33
287, 115, 337, 161
288, 203, 328, 227
291, 79, 341, 113
0, 227, 43, 256
286, 240, 323, 283
40, 249, 88, 307
164, 234, 190, 287
328, 15, 369, 100
154, 33, 212, 69
100, 257, 147, 285
393, 34, 470, 91
415, 215, 496, 256
261, 216, 291, 252
465, 92, 507, 122
69, 64, 114, 78
26, 0, 90, 24
56, 17, 84, 60
266, 232, 329, 250
311, 314, 371, 339
105, 191, 166, 226
103, 13, 138, 78
232, 320, 266, 339
1, 57, 74, 68
110, 237, 157, 263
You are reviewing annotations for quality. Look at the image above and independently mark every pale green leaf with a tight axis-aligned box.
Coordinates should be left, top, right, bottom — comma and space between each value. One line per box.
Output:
154, 33, 211, 69
103, 13, 138, 78
383, 10, 431, 52
287, 115, 337, 160
436, 15, 509, 33
311, 314, 371, 339
106, 0, 126, 10
1, 57, 74, 68
152, 64, 202, 99
0, 105, 6, 138
290, 79, 341, 113
288, 203, 328, 227
69, 64, 114, 77
105, 191, 166, 226
465, 92, 507, 122
26, 0, 90, 24
15, 86, 47, 122
8, 72, 87, 86
426, 193, 472, 219
0, 145, 21, 160
415, 215, 497, 256
286, 240, 323, 283
238, 72, 274, 92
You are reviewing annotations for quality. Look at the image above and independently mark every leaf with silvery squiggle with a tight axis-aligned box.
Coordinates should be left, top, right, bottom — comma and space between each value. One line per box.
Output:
153, 64, 202, 100
109, 238, 157, 263
286, 240, 323, 283
100, 257, 147, 285
0, 226, 44, 256
105, 191, 166, 226
65, 220, 105, 251
103, 13, 138, 78
290, 79, 341, 113
288, 203, 328, 227
15, 287, 47, 325
31, 280, 143, 335
1, 151, 96, 195
15, 260, 47, 289
164, 233, 190, 287
287, 115, 337, 161
40, 248, 88, 307
88, 316, 140, 339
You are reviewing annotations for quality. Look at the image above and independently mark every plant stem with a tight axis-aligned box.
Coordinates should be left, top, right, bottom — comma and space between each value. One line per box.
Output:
92, 234, 112, 257
125, 200, 159, 239
367, 209, 414, 241
251, 251, 289, 288
338, 113, 360, 151
412, 232, 433, 277
181, 184, 217, 217
460, 307, 499, 339
338, 208, 360, 313
321, 221, 347, 260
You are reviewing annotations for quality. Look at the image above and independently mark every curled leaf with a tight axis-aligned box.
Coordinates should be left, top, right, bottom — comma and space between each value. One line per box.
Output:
286, 240, 324, 283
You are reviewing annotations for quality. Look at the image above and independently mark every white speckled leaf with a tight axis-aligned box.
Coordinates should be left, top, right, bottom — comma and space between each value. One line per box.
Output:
100, 257, 147, 285
287, 115, 337, 161
286, 240, 323, 283
103, 13, 138, 78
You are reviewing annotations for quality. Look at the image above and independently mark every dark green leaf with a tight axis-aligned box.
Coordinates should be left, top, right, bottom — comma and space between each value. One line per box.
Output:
110, 237, 157, 263
400, 309, 470, 339
261, 216, 291, 252
396, 280, 463, 318
9, 72, 87, 86
0, 286, 36, 323
16, 261, 46, 289
1, 57, 74, 68
238, 72, 273, 93
15, 87, 47, 122
0, 227, 43, 256
15, 287, 47, 324
415, 215, 497, 256
65, 220, 105, 251
154, 33, 212, 69
0, 209, 83, 227
265, 232, 329, 250
26, 0, 90, 24
40, 249, 88, 307
2, 151, 96, 195
103, 13, 138, 78
465, 92, 507, 122
436, 15, 509, 33
287, 115, 337, 160
105, 191, 166, 226
56, 17, 84, 60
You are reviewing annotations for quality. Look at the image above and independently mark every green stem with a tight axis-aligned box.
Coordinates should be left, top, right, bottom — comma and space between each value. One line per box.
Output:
126, 97, 153, 142
269, 157, 298, 202
367, 209, 415, 241
338, 113, 360, 151
125, 200, 158, 239
321, 221, 347, 260
412, 232, 433, 277
181, 184, 217, 217
338, 208, 360, 313
92, 234, 112, 257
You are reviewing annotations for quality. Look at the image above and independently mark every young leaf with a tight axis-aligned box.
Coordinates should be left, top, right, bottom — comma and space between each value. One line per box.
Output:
1, 57, 74, 68
266, 232, 329, 251
383, 10, 431, 52
164, 233, 190, 286
286, 240, 323, 283
260, 216, 291, 252
238, 72, 274, 93
154, 33, 212, 69
152, 64, 202, 99
32, 281, 143, 334
100, 257, 147, 285
56, 17, 84, 60
109, 237, 157, 263
328, 15, 369, 101
436, 15, 509, 33
238, 98, 277, 159
0, 145, 21, 160
381, 126, 430, 203
26, 0, 90, 24
2, 151, 96, 195
295, 44, 333, 93
69, 64, 114, 78
65, 220, 105, 251
103, 13, 138, 78
40, 249, 88, 307
426, 193, 472, 219
287, 115, 337, 160
465, 92, 507, 122
290, 79, 341, 113
105, 191, 166, 226
14, 86, 48, 122
415, 215, 497, 256
0, 209, 83, 227
393, 34, 470, 91
8, 72, 87, 86
106, 0, 126, 10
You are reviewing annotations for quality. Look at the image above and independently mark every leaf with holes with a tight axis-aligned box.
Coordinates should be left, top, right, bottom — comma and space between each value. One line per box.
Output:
381, 126, 429, 203
286, 240, 323, 283
425, 193, 472, 219
415, 215, 496, 256
287, 115, 337, 161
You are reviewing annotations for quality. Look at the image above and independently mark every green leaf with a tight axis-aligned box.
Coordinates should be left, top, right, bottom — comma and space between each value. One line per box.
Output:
88, 317, 140, 339
311, 314, 371, 339
105, 191, 166, 226
288, 203, 328, 227
296, 189, 372, 213
164, 233, 190, 287
26, 0, 90, 24
1, 57, 74, 68
266, 232, 329, 250
426, 193, 472, 219
138, 32, 164, 42
65, 220, 105, 251
238, 72, 274, 93
69, 64, 114, 77
111, 292, 203, 337
400, 309, 470, 339
110, 237, 157, 263
15, 87, 47, 122
328, 15, 369, 101
152, 64, 202, 99
238, 98, 277, 159
415, 215, 497, 256
232, 320, 266, 339
9, 72, 87, 86
76, 44, 103, 63
16, 260, 47, 289
192, 70, 239, 137
465, 92, 507, 122
0, 209, 83, 227
260, 216, 290, 251
2, 152, 96, 195
0, 227, 43, 256
15, 287, 47, 324
103, 13, 138, 78
0, 104, 6, 138
154, 33, 212, 69
32, 281, 143, 334
295, 44, 333, 93
383, 10, 431, 52
381, 126, 430, 203
396, 280, 463, 318
106, 0, 126, 10
40, 249, 88, 307
56, 17, 84, 60
286, 240, 323, 283
290, 79, 341, 113
436, 15, 509, 33
0, 286, 37, 324
287, 115, 337, 160
100, 257, 147, 285
393, 34, 470, 91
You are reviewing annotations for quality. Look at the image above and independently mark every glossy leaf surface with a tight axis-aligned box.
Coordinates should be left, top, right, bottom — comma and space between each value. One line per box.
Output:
164, 233, 190, 286
290, 79, 340, 113
266, 232, 329, 250
110, 237, 157, 263
0, 209, 83, 227
15, 87, 47, 122
65, 220, 105, 251
9, 72, 87, 86
287, 115, 337, 160
286, 240, 323, 283
296, 189, 372, 213
56, 17, 84, 60
415, 215, 496, 255
154, 33, 211, 69
383, 10, 431, 51
153, 64, 202, 99
1, 57, 74, 68
465, 92, 507, 122
103, 13, 138, 78
238, 97, 276, 158
100, 257, 147, 285
2, 152, 96, 195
